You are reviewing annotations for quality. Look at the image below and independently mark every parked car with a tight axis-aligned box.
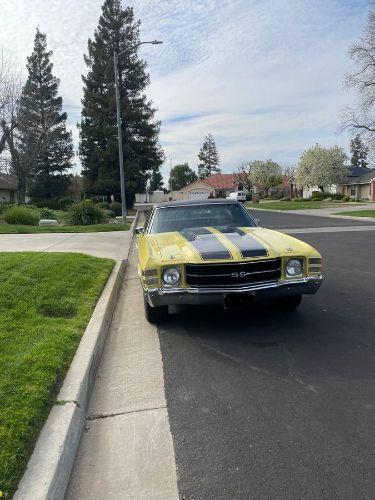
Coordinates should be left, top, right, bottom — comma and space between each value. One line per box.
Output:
227, 191, 246, 202
136, 199, 322, 323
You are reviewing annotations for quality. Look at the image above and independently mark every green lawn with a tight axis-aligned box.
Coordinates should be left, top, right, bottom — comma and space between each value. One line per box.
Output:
0, 223, 129, 234
0, 253, 114, 497
335, 210, 375, 218
246, 201, 365, 210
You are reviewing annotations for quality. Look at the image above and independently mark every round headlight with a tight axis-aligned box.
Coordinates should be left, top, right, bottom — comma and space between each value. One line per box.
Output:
286, 259, 303, 277
162, 267, 181, 286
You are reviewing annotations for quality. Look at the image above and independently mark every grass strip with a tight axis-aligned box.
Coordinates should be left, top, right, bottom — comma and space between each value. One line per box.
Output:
334, 210, 375, 218
0, 252, 114, 496
246, 201, 365, 210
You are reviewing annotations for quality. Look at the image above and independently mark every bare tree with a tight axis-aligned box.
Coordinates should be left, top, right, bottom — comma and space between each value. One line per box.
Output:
0, 50, 21, 155
283, 165, 296, 198
342, 12, 375, 148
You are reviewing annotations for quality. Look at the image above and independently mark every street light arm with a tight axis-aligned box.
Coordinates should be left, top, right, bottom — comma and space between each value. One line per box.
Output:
117, 40, 162, 59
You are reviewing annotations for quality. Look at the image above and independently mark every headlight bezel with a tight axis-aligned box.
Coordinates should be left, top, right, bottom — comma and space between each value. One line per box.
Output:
285, 258, 304, 278
162, 266, 182, 287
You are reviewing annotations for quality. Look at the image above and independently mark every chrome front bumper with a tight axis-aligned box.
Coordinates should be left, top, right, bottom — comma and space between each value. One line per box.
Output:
145, 276, 323, 307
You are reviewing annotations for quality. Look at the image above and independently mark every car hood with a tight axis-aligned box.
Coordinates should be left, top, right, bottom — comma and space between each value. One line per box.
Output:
143, 226, 319, 264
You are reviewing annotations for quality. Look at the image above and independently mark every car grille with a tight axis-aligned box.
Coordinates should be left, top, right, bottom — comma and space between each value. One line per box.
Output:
185, 258, 282, 288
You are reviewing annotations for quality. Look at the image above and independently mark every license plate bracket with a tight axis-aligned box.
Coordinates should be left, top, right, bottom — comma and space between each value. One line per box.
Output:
224, 293, 254, 310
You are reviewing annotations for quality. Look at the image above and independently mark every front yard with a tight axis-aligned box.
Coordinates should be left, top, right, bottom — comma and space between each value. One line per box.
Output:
0, 253, 114, 497
335, 210, 375, 218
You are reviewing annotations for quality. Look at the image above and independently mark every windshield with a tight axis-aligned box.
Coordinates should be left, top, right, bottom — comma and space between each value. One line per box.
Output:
149, 203, 256, 234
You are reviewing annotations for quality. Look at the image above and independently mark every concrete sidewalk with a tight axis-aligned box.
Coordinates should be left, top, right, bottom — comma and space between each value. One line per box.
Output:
66, 247, 178, 499
0, 230, 132, 260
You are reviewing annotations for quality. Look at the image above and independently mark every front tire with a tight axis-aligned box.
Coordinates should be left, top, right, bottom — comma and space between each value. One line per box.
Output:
273, 294, 302, 311
144, 296, 169, 324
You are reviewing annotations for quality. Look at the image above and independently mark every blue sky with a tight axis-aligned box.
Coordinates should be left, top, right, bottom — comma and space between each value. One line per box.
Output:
0, 0, 370, 181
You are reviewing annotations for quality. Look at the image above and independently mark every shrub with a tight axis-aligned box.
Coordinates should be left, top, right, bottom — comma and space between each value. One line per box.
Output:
58, 196, 74, 211
0, 202, 14, 215
343, 196, 350, 202
68, 200, 105, 226
4, 206, 40, 226
103, 209, 116, 218
34, 198, 60, 209
40, 207, 56, 219
292, 197, 304, 202
311, 191, 325, 200
280, 197, 291, 202
97, 201, 110, 209
330, 193, 343, 200
110, 202, 122, 216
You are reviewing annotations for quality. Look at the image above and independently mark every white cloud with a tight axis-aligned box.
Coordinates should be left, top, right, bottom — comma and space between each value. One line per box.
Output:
0, 0, 370, 182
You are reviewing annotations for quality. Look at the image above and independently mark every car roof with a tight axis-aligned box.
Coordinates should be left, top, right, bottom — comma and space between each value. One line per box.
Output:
155, 198, 239, 208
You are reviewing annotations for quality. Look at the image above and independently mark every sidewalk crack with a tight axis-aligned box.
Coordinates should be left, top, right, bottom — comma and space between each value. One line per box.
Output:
87, 405, 166, 421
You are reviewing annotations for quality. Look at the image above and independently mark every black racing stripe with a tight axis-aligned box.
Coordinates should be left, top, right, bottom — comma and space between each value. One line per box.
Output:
217, 226, 268, 258
180, 228, 232, 261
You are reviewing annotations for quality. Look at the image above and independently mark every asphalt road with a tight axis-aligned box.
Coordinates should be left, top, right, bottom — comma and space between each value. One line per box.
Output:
247, 209, 375, 229
158, 214, 375, 499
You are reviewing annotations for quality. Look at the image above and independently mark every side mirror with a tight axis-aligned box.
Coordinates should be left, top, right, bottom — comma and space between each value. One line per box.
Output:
134, 226, 143, 235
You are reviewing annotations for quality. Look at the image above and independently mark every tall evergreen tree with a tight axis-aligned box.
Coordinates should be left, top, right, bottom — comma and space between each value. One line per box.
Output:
198, 134, 220, 179
17, 29, 73, 202
80, 0, 163, 205
350, 134, 369, 168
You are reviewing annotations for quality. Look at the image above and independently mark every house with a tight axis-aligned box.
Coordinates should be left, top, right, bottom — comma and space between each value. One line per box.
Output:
0, 173, 18, 203
340, 167, 375, 200
181, 174, 247, 200
135, 174, 246, 202
302, 166, 375, 200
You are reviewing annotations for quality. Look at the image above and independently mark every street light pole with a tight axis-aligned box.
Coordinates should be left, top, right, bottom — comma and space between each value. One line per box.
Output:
113, 52, 126, 223
113, 40, 162, 224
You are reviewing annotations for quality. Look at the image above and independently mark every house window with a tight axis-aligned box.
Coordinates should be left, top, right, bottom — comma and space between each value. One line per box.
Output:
350, 186, 357, 197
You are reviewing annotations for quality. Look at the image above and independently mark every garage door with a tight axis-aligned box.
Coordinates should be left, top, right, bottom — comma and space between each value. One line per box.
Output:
188, 190, 210, 200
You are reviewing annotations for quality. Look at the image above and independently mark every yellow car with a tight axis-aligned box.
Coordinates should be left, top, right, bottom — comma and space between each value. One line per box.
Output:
137, 199, 322, 323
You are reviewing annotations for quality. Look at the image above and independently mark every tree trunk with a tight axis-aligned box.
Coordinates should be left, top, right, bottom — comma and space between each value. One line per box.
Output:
2, 121, 26, 204
17, 178, 26, 204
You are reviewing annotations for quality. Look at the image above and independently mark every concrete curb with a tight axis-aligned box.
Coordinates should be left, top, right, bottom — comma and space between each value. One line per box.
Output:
130, 209, 141, 232
15, 256, 128, 499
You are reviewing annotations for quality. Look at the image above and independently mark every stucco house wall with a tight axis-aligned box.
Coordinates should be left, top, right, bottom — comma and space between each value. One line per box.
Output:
303, 185, 338, 199
0, 188, 15, 203
180, 180, 213, 200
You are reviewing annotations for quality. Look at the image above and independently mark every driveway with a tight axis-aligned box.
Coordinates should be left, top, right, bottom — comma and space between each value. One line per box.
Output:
67, 213, 375, 499
0, 230, 132, 260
